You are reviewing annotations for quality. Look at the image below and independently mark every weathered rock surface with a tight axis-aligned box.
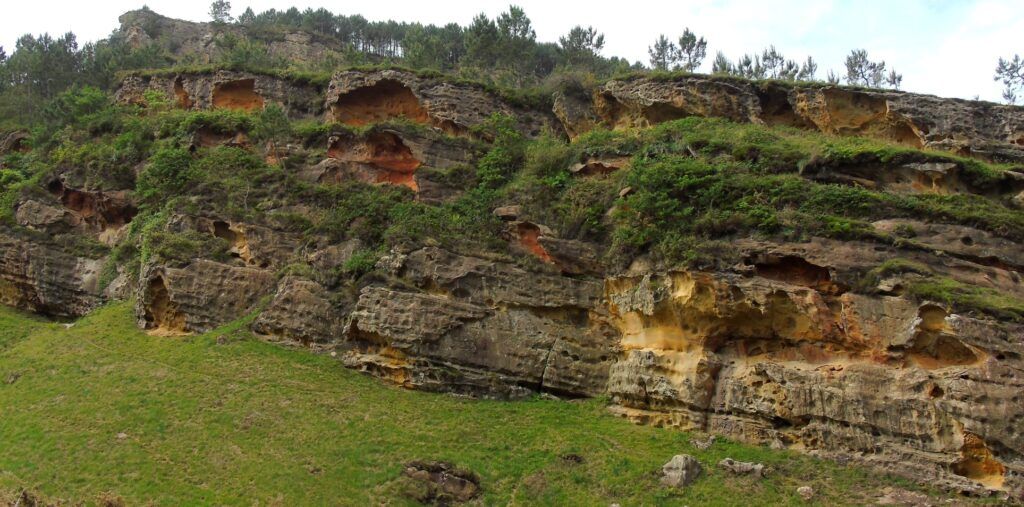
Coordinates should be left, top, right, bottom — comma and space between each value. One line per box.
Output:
252, 276, 344, 347
0, 230, 104, 318
604, 269, 1024, 494
167, 214, 302, 269
342, 248, 617, 398
0, 131, 29, 155
137, 259, 276, 334
325, 69, 558, 138
117, 70, 324, 118
577, 76, 1024, 162
660, 454, 702, 488
304, 125, 477, 198
718, 458, 767, 478
400, 460, 481, 504
118, 9, 344, 67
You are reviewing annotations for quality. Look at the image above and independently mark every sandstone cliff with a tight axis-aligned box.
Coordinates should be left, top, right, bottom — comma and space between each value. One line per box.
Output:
5, 58, 1024, 500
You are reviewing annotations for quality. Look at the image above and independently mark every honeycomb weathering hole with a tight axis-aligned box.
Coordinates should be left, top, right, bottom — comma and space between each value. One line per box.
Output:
212, 79, 264, 112
367, 132, 421, 172
212, 221, 257, 266
144, 276, 187, 336
331, 80, 430, 126
327, 131, 422, 191
953, 433, 1006, 488
757, 88, 813, 129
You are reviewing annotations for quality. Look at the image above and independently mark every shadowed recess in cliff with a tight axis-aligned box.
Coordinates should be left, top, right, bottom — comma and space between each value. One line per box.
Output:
143, 276, 186, 336
173, 76, 193, 109
514, 222, 553, 264
330, 79, 430, 126
750, 255, 844, 295
212, 79, 264, 111
953, 433, 1006, 489
47, 180, 137, 233
756, 86, 813, 128
211, 221, 263, 267
905, 305, 981, 369
327, 131, 423, 191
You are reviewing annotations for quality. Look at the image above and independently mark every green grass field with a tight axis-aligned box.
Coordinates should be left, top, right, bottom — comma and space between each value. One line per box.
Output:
0, 303, 966, 505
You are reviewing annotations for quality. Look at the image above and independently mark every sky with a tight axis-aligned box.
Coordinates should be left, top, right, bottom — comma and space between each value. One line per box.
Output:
0, 0, 1019, 102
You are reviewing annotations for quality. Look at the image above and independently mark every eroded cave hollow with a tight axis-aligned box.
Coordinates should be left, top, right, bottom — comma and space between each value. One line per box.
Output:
143, 276, 186, 335
330, 80, 430, 126
212, 79, 265, 112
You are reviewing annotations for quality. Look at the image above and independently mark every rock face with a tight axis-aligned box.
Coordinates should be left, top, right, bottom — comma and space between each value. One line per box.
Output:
325, 69, 558, 138
117, 70, 325, 118
136, 260, 276, 334
118, 9, 344, 66
342, 248, 618, 398
400, 461, 481, 504
603, 269, 1023, 494
0, 230, 104, 318
578, 76, 1024, 162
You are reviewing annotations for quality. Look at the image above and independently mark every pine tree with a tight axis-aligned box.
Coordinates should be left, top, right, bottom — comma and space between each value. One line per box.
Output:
797, 56, 817, 81
559, 26, 605, 67
995, 55, 1024, 104
209, 0, 233, 24
648, 35, 677, 71
674, 28, 706, 72
711, 51, 732, 75
237, 7, 255, 26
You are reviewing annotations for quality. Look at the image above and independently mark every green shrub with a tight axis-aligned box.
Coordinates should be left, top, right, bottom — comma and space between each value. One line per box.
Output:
341, 250, 380, 278
135, 147, 194, 204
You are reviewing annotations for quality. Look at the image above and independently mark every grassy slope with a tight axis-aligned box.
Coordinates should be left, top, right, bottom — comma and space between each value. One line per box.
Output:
0, 303, 964, 506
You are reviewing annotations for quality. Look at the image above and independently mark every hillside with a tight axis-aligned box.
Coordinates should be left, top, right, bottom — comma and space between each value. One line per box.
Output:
0, 303, 972, 505
1, 7, 1024, 505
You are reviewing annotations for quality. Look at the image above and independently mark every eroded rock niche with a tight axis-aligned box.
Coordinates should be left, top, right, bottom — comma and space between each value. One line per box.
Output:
756, 87, 812, 128
212, 79, 265, 111
513, 222, 553, 263
750, 254, 841, 294
330, 79, 430, 126
211, 220, 261, 267
173, 77, 193, 109
906, 304, 980, 369
812, 89, 924, 148
954, 432, 1007, 489
47, 180, 137, 236
143, 276, 186, 335
327, 131, 423, 191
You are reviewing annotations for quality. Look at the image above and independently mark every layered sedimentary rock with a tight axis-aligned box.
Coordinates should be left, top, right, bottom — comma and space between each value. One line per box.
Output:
325, 69, 559, 137
0, 230, 104, 318
117, 70, 325, 118
576, 76, 1024, 162
342, 248, 617, 398
136, 259, 276, 334
603, 269, 1023, 494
